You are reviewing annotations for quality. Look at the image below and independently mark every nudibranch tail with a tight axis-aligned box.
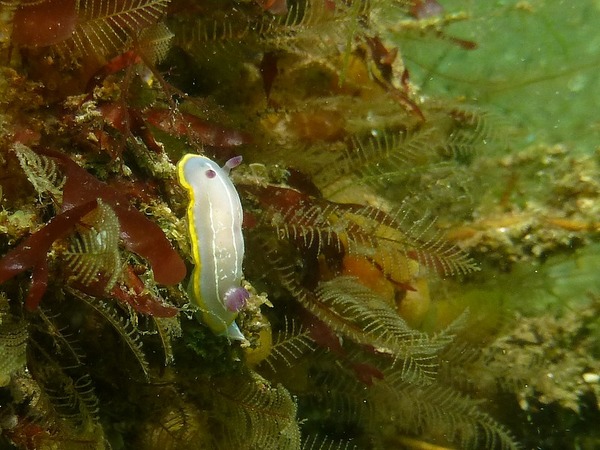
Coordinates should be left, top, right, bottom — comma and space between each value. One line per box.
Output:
177, 153, 246, 341
226, 322, 245, 341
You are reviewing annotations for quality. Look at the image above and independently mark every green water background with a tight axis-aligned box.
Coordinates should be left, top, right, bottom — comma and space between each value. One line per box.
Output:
395, 0, 600, 154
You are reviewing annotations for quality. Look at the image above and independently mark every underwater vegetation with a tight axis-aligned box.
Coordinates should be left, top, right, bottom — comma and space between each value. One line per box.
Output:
0, 0, 599, 449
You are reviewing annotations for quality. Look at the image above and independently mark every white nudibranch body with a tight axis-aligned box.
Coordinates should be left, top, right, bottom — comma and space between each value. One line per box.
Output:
177, 154, 248, 340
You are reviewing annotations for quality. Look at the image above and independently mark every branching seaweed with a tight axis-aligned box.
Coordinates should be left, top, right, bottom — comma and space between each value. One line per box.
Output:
13, 142, 65, 202
0, 294, 28, 387
301, 355, 521, 450
72, 288, 150, 380
63, 0, 170, 59
27, 312, 101, 432
274, 267, 449, 384
136, 390, 211, 449
65, 199, 122, 291
259, 317, 316, 372
301, 435, 359, 450
316, 128, 439, 197
212, 371, 301, 449
245, 183, 477, 277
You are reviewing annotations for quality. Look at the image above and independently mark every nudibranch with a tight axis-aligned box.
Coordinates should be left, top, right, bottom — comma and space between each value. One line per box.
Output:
177, 154, 249, 340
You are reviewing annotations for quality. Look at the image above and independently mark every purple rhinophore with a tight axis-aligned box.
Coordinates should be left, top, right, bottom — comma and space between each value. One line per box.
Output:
224, 155, 243, 173
224, 286, 250, 312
